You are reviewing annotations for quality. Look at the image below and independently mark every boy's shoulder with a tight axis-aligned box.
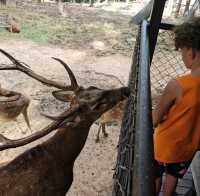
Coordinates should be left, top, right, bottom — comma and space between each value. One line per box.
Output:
175, 73, 200, 81
175, 74, 200, 88
175, 74, 193, 83
176, 73, 191, 80
165, 74, 190, 88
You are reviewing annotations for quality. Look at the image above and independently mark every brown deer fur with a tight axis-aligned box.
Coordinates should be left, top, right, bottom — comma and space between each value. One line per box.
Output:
95, 99, 127, 142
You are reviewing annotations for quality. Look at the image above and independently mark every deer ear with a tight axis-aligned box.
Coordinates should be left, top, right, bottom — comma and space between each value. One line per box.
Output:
52, 90, 75, 102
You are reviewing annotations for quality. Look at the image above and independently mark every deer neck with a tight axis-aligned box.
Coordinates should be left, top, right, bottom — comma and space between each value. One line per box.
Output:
42, 109, 95, 166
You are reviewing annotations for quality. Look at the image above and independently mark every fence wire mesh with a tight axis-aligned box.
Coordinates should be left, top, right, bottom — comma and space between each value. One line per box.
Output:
112, 27, 140, 196
151, 30, 188, 98
112, 25, 194, 196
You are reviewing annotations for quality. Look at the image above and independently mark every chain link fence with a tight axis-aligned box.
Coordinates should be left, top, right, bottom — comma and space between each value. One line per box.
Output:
112, 26, 140, 196
112, 23, 194, 196
151, 30, 188, 98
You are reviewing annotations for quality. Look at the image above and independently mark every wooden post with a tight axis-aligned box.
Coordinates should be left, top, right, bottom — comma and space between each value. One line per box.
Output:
0, 0, 6, 5
175, 0, 182, 18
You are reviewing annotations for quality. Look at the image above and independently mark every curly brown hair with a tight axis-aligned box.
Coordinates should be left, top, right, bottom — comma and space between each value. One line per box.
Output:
174, 17, 200, 51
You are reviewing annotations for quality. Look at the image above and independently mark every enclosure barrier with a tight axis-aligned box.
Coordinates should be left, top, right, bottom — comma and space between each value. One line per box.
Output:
112, 0, 200, 193
112, 26, 140, 196
112, 20, 155, 196
132, 20, 155, 196
112, 0, 166, 194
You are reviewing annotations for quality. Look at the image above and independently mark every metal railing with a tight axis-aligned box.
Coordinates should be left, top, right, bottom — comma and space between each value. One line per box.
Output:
112, 20, 155, 196
112, 0, 167, 194
112, 26, 140, 196
132, 20, 155, 196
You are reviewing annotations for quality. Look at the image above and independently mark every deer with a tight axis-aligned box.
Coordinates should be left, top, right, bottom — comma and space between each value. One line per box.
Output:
0, 49, 130, 195
95, 99, 127, 142
0, 84, 31, 130
6, 16, 20, 33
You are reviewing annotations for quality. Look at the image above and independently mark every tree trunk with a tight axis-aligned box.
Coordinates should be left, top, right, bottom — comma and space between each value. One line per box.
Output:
174, 0, 182, 18
57, 0, 66, 17
183, 0, 191, 15
0, 0, 6, 5
90, 0, 94, 7
165, 0, 175, 17
186, 0, 199, 18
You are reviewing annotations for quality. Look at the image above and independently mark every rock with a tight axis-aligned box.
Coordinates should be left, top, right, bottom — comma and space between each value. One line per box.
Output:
91, 41, 107, 50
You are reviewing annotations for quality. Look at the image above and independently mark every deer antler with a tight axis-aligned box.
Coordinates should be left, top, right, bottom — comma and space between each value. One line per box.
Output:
52, 57, 79, 90
0, 121, 60, 151
0, 49, 79, 90
0, 105, 81, 151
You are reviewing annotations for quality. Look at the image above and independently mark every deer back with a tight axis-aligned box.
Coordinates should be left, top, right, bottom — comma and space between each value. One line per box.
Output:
0, 144, 72, 196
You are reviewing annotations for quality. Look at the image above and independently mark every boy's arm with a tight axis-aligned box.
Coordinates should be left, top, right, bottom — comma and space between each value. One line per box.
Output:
152, 79, 181, 128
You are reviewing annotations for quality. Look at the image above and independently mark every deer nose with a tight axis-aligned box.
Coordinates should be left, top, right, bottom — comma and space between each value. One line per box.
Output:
122, 87, 130, 97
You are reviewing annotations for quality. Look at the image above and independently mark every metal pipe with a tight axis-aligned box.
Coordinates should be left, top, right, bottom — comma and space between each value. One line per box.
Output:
159, 22, 176, 30
112, 29, 141, 196
149, 0, 167, 63
132, 20, 155, 196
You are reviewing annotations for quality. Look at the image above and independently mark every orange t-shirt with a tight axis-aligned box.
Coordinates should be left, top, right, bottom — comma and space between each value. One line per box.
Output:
154, 74, 200, 163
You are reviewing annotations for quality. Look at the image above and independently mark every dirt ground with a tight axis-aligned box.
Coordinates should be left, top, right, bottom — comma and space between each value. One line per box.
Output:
0, 35, 131, 195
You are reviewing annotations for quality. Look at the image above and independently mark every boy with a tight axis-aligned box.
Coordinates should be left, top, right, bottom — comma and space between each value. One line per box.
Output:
153, 17, 200, 196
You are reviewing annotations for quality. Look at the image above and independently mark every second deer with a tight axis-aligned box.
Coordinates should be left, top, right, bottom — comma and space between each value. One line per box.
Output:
0, 84, 31, 130
95, 99, 127, 142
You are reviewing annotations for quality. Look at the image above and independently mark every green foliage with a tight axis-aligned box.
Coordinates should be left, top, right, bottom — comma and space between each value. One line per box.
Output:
0, 6, 135, 56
